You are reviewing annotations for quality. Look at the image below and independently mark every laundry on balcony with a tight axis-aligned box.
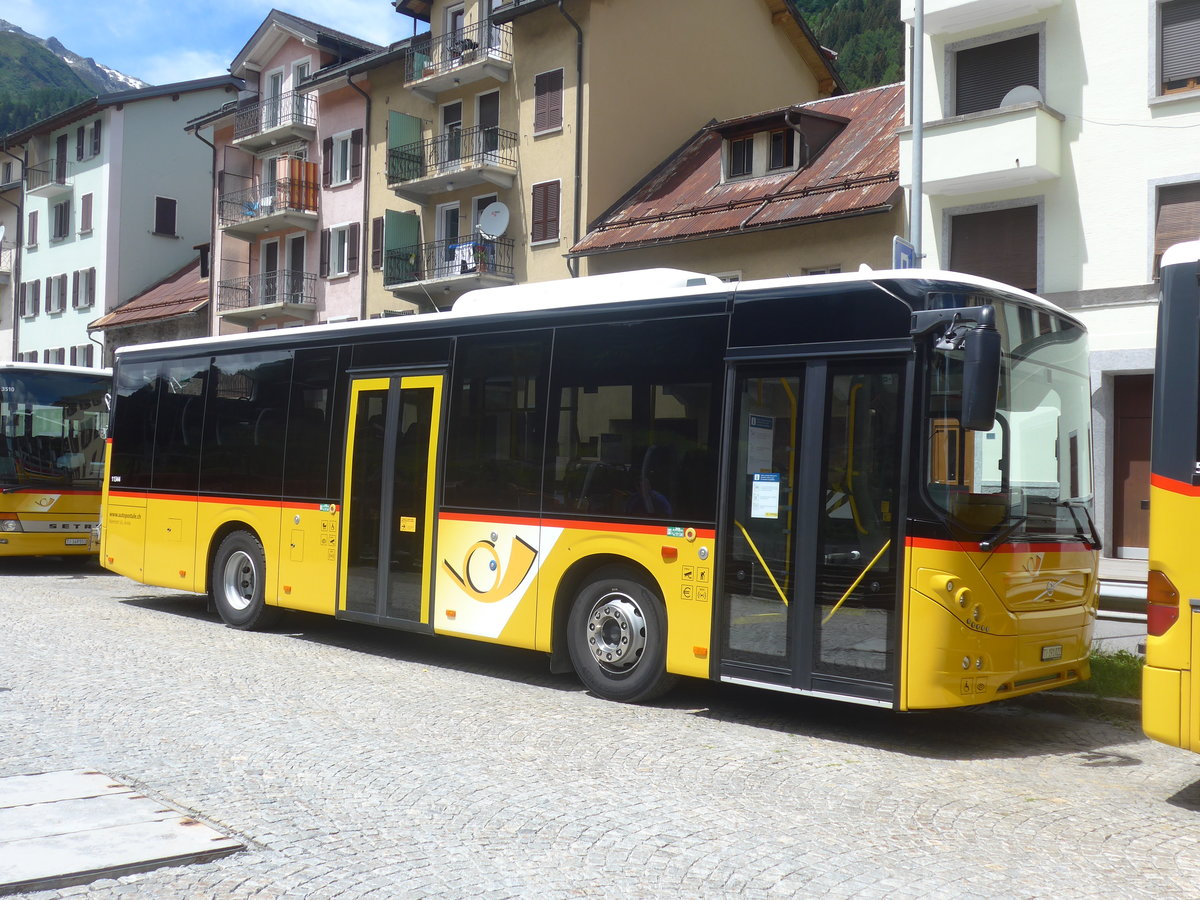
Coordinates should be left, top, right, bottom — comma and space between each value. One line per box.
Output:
450, 241, 477, 273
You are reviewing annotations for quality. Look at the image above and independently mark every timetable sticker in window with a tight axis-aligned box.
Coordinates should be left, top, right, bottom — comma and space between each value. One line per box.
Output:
751, 473, 781, 519
747, 414, 774, 474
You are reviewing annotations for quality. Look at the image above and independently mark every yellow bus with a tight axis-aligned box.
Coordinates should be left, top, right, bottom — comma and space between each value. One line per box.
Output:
101, 268, 1098, 707
0, 363, 111, 556
1144, 241, 1200, 749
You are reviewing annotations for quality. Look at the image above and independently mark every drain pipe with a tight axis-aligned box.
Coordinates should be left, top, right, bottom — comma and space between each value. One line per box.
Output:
190, 126, 218, 336
557, 1, 584, 277
1, 146, 24, 360
347, 74, 372, 318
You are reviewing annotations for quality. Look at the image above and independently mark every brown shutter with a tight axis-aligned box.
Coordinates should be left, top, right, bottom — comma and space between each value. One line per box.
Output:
350, 129, 363, 181
91, 120, 101, 156
87, 268, 96, 307
72, 271, 80, 308
371, 216, 384, 269
319, 229, 331, 277
347, 222, 360, 274
70, 346, 78, 366
81, 193, 92, 232
28, 210, 37, 245
31, 279, 40, 316
534, 70, 563, 132
949, 205, 1038, 292
531, 181, 560, 243
1155, 182, 1200, 271
322, 137, 334, 188
76, 126, 85, 161
954, 33, 1039, 116
18, 282, 25, 318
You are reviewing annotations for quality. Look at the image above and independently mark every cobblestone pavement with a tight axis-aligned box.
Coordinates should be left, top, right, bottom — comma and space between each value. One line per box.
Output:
3, 559, 1200, 900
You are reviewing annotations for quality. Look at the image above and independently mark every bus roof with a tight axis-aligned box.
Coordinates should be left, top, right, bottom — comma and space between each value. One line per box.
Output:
0, 362, 112, 377
1161, 240, 1200, 269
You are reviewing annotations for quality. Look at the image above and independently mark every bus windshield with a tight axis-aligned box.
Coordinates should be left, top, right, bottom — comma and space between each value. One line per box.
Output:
926, 297, 1094, 545
0, 369, 110, 491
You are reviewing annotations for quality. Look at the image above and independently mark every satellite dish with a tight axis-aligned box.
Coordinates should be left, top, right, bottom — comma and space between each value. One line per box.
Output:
1001, 84, 1043, 107
477, 202, 510, 239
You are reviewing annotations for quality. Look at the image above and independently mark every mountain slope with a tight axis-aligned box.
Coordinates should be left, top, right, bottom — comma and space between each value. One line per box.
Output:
796, 0, 905, 92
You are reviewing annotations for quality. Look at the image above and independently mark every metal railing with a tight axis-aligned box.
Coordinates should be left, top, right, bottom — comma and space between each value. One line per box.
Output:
234, 91, 317, 141
25, 158, 68, 191
217, 270, 317, 312
404, 19, 513, 83
384, 236, 515, 286
0, 240, 14, 275
218, 178, 318, 229
386, 125, 518, 184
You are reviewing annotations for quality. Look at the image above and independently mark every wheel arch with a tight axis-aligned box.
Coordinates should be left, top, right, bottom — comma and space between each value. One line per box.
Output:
203, 519, 262, 599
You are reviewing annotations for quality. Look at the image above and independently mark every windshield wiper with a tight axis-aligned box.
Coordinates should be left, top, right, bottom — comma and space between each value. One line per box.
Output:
979, 515, 1027, 553
1062, 500, 1102, 550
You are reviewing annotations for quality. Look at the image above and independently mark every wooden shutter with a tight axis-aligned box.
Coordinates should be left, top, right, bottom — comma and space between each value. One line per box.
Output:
87, 268, 96, 307
350, 129, 363, 181
154, 197, 177, 236
955, 33, 1039, 116
322, 137, 334, 188
76, 126, 85, 161
18, 282, 26, 318
949, 205, 1038, 292
44, 278, 52, 312
70, 346, 78, 366
371, 216, 384, 269
531, 181, 560, 243
1155, 182, 1200, 270
91, 120, 101, 156
1163, 1, 1200, 88
534, 69, 563, 132
81, 193, 92, 232
72, 271, 80, 308
319, 229, 331, 277
347, 222, 360, 274
31, 279, 40, 316
28, 210, 37, 246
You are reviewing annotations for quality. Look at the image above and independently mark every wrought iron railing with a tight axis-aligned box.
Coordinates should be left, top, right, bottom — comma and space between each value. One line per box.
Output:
234, 91, 317, 141
218, 178, 318, 229
386, 125, 518, 184
217, 270, 317, 312
404, 19, 513, 83
25, 158, 68, 191
384, 236, 515, 286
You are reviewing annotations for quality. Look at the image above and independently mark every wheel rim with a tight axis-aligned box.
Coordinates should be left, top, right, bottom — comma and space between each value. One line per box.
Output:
586, 590, 648, 674
221, 549, 257, 612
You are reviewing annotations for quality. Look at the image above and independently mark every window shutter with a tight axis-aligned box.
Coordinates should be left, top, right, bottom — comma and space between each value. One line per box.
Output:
534, 70, 563, 132
18, 282, 26, 318
322, 137, 334, 188
91, 120, 102, 156
31, 279, 40, 316
319, 229, 331, 278
351, 129, 363, 181
87, 268, 96, 307
154, 197, 177, 236
72, 271, 80, 308
371, 216, 384, 269
70, 346, 78, 366
81, 193, 92, 232
531, 181, 560, 243
1163, 1, 1200, 86
1155, 182, 1200, 270
76, 126, 85, 161
28, 210, 37, 246
949, 205, 1038, 292
347, 222, 360, 274
44, 278, 51, 312
954, 33, 1040, 116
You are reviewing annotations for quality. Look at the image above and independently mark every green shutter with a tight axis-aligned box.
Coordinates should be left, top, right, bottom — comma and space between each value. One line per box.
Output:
387, 111, 423, 181
384, 210, 422, 283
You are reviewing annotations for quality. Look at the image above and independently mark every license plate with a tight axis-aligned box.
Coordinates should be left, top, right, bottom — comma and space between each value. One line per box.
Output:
64, 538, 88, 546
1041, 644, 1063, 661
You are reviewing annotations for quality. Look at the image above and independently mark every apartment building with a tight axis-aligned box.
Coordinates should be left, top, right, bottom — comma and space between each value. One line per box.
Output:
899, 0, 1200, 561
2, 77, 241, 365
0, 152, 21, 359
192, 11, 381, 334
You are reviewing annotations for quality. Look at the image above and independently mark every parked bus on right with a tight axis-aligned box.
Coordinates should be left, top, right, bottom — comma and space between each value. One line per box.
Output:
1144, 241, 1200, 751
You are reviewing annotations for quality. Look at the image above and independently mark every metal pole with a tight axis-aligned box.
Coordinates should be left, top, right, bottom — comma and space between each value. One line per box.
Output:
910, 0, 924, 266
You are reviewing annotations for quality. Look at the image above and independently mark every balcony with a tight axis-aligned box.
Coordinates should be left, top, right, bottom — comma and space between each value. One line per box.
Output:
232, 91, 317, 152
899, 0, 1060, 34
25, 158, 71, 198
216, 270, 318, 326
899, 101, 1063, 196
404, 20, 513, 101
387, 126, 517, 200
0, 240, 14, 284
218, 177, 319, 241
384, 236, 515, 301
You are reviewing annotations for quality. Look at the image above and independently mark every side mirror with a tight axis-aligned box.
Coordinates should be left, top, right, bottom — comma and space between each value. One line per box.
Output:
961, 320, 1001, 431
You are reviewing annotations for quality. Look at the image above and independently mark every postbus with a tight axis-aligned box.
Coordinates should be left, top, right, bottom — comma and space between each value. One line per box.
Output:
101, 267, 1098, 708
0, 362, 111, 556
1144, 240, 1200, 750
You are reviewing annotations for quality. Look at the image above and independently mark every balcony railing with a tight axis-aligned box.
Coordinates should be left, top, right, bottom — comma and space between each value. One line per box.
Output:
404, 19, 513, 85
25, 158, 70, 194
233, 91, 317, 146
387, 125, 517, 187
217, 270, 317, 313
0, 240, 14, 276
218, 178, 319, 232
385, 236, 515, 287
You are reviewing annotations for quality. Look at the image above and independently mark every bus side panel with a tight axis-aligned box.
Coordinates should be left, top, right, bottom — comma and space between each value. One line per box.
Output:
1143, 664, 1184, 750
143, 496, 200, 591
274, 503, 340, 615
195, 501, 284, 602
102, 492, 147, 582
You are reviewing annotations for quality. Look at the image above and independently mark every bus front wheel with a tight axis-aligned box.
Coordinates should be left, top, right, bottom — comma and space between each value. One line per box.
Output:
567, 567, 676, 703
211, 531, 280, 630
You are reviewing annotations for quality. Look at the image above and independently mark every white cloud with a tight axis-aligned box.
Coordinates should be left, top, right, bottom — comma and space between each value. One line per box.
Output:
136, 49, 231, 86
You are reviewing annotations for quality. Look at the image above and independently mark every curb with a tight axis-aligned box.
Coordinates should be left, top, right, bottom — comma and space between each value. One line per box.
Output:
1014, 690, 1142, 723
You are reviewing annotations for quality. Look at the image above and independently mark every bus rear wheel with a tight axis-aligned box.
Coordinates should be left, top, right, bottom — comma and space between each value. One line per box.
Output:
211, 531, 280, 630
567, 567, 676, 703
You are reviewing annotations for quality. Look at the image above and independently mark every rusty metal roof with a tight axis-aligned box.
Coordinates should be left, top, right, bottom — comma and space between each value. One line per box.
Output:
570, 83, 903, 258
89, 258, 207, 332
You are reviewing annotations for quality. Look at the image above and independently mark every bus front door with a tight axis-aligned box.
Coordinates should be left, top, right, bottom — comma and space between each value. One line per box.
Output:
719, 360, 905, 707
339, 374, 443, 629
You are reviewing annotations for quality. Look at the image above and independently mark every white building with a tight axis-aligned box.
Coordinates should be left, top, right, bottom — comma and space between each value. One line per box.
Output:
3, 77, 242, 365
0, 151, 21, 358
899, 0, 1200, 561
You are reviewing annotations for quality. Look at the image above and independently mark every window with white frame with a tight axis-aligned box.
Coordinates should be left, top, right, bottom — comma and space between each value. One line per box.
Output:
72, 267, 97, 308
26, 210, 37, 247
534, 69, 564, 134
43, 348, 65, 365
46, 274, 68, 313
803, 265, 842, 276
321, 223, 360, 278
1161, 1, 1200, 94
70, 344, 95, 368
531, 180, 560, 244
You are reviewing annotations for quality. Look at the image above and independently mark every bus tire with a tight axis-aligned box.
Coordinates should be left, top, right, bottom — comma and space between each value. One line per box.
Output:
567, 567, 677, 703
211, 531, 280, 630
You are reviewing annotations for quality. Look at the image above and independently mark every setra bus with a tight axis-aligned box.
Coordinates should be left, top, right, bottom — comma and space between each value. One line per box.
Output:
101, 267, 1098, 708
1144, 240, 1200, 750
0, 362, 111, 556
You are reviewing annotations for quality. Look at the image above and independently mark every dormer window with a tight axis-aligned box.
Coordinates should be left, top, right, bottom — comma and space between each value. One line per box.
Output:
728, 136, 754, 178
768, 129, 795, 171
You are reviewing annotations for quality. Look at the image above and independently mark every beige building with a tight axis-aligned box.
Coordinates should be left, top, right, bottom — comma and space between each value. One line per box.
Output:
373, 0, 844, 315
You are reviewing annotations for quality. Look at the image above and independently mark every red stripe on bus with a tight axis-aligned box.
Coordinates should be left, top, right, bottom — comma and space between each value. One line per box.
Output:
106, 491, 328, 510
437, 510, 716, 539
907, 535, 1092, 554
1151, 472, 1200, 497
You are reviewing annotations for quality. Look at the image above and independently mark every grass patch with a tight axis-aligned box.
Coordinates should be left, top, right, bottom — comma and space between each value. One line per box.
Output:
1075, 649, 1143, 700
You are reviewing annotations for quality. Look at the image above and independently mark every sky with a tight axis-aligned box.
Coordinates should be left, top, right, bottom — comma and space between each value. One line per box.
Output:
5, 0, 427, 85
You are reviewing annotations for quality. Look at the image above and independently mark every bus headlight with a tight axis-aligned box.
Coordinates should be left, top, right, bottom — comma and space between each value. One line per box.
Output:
0, 518, 23, 533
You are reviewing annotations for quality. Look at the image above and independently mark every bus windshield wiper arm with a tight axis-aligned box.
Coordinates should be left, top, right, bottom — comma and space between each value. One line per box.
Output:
979, 516, 1027, 552
1061, 500, 1102, 550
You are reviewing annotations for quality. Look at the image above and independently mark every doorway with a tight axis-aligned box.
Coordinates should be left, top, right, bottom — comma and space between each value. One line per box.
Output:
1112, 374, 1152, 559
